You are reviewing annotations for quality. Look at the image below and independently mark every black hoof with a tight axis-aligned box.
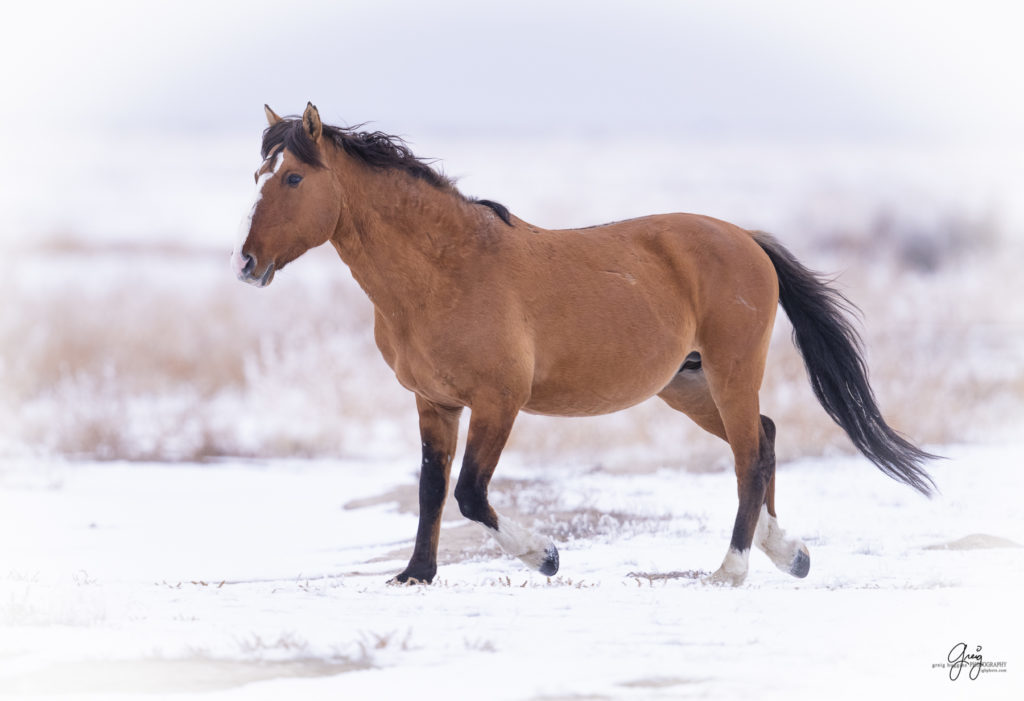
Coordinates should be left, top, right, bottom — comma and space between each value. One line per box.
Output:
539, 543, 559, 576
388, 568, 435, 585
790, 549, 810, 578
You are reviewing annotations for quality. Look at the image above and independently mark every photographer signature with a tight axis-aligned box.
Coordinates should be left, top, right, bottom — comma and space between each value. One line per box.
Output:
948, 642, 983, 681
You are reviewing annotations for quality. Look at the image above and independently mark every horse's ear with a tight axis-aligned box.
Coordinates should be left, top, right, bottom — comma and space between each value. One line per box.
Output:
264, 104, 283, 127
302, 102, 323, 143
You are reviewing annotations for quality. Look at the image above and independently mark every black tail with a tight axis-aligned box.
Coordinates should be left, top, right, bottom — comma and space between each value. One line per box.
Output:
752, 232, 938, 496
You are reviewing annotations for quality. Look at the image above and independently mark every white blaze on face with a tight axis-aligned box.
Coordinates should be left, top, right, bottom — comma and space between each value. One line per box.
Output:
230, 151, 285, 277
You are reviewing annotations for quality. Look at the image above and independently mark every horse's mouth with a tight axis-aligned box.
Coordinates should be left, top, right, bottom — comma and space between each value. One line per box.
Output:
239, 261, 276, 288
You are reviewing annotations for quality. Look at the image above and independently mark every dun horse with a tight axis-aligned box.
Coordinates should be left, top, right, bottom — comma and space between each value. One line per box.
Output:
232, 103, 935, 586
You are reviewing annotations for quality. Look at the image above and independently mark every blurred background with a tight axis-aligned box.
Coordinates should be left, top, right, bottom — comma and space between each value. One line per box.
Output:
3, 0, 1022, 468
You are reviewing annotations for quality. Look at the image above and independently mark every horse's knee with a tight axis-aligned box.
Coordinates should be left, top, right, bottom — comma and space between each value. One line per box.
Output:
454, 483, 498, 530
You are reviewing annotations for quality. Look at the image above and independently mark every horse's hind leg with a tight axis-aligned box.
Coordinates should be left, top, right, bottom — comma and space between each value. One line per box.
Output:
657, 357, 728, 440
453, 396, 559, 576
701, 360, 773, 586
658, 358, 809, 583
754, 417, 810, 578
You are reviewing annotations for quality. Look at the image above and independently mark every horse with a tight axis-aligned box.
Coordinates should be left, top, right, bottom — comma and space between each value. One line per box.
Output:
231, 102, 936, 586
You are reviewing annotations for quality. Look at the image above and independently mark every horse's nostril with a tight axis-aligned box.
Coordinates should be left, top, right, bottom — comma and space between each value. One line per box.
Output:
241, 253, 256, 275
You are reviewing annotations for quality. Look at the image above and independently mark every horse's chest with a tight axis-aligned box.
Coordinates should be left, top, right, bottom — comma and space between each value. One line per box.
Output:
372, 316, 467, 404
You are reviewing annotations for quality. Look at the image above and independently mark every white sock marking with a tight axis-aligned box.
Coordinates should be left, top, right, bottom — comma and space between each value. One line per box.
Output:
706, 547, 750, 586
483, 511, 554, 571
720, 547, 749, 577
754, 504, 808, 572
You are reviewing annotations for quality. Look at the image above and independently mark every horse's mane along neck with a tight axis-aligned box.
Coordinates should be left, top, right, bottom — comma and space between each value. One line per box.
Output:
260, 118, 511, 225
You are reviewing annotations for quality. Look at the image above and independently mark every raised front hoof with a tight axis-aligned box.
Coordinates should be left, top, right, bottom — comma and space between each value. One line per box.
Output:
515, 541, 560, 576
538, 543, 559, 576
387, 568, 435, 586
789, 548, 810, 578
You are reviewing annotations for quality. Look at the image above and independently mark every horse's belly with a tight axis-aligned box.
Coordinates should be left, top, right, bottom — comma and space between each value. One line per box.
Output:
521, 394, 648, 417
522, 355, 681, 417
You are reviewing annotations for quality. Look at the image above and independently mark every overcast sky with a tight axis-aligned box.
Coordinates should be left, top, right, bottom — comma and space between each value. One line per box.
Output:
6, 0, 1024, 143
3, 0, 1023, 246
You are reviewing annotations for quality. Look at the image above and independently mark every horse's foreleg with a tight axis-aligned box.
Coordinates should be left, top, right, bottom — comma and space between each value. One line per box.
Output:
390, 396, 462, 585
454, 400, 559, 576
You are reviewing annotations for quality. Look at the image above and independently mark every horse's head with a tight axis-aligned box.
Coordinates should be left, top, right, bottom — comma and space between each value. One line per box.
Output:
231, 102, 341, 287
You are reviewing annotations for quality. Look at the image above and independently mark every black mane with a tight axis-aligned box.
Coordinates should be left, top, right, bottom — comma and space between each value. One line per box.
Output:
261, 118, 512, 226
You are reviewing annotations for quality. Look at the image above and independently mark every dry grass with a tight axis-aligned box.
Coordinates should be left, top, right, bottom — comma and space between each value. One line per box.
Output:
2, 246, 414, 461
3, 219, 1022, 466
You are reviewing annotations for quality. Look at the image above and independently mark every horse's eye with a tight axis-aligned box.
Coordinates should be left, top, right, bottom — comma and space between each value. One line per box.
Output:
286, 173, 303, 187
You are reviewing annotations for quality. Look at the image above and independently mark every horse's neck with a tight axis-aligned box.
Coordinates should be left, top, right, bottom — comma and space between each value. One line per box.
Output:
328, 168, 487, 315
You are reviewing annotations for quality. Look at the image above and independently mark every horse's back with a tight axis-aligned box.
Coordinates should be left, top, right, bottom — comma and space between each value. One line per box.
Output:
525, 211, 776, 334
512, 213, 777, 416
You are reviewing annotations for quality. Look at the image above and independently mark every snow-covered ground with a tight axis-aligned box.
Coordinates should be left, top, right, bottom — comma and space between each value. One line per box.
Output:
3, 130, 1023, 698
1, 443, 1021, 699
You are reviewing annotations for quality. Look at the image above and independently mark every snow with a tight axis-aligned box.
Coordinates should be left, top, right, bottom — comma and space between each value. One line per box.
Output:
3, 122, 1023, 700
2, 444, 1021, 699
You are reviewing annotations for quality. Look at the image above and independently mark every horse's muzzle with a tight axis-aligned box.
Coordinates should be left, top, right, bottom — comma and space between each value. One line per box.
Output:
233, 251, 275, 287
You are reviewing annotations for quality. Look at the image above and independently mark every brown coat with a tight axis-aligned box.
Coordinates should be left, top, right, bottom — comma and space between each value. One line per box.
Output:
232, 103, 934, 586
